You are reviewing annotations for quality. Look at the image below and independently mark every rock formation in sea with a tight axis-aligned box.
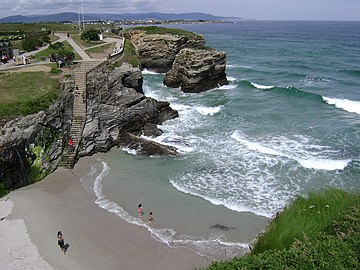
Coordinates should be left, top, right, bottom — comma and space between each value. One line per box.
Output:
127, 29, 205, 73
0, 63, 178, 190
127, 28, 228, 92
163, 48, 228, 93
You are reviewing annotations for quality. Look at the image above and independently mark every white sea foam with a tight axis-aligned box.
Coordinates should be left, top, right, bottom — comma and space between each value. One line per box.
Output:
121, 147, 138, 155
91, 161, 251, 259
141, 134, 195, 153
141, 69, 163, 75
231, 130, 351, 171
217, 84, 237, 90
251, 82, 275, 90
227, 64, 252, 70
297, 158, 352, 171
227, 76, 237, 82
195, 106, 223, 116
323, 96, 360, 115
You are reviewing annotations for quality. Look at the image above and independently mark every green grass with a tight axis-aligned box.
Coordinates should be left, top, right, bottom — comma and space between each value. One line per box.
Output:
85, 42, 114, 54
126, 26, 202, 40
204, 188, 360, 270
34, 40, 81, 61
0, 72, 59, 118
0, 23, 73, 33
71, 33, 104, 48
253, 188, 359, 253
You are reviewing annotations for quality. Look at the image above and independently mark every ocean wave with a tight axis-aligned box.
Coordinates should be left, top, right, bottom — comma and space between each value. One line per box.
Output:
240, 79, 324, 100
239, 79, 274, 90
250, 82, 275, 90
339, 68, 360, 76
91, 161, 250, 259
231, 131, 351, 171
297, 158, 352, 171
195, 105, 223, 116
141, 69, 163, 75
322, 96, 360, 115
227, 76, 237, 82
226, 64, 253, 70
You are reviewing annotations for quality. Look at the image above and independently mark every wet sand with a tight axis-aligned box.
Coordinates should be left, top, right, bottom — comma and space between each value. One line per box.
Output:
2, 155, 212, 270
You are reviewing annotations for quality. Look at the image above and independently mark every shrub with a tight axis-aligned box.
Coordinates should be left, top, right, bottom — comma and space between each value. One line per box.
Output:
0, 183, 9, 198
22, 32, 43, 51
81, 28, 100, 41
50, 68, 62, 75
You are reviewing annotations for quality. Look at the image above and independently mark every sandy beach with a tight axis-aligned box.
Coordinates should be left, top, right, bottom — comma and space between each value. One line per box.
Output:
0, 155, 212, 270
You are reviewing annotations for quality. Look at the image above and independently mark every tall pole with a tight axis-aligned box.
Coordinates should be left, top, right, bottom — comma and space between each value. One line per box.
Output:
78, 1, 81, 33
82, 2, 85, 32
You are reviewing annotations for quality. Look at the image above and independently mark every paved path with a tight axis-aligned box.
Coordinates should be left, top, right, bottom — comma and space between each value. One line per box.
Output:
55, 32, 92, 61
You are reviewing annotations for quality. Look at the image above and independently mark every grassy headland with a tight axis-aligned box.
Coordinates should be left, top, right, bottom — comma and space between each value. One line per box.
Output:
205, 188, 359, 270
127, 25, 202, 39
0, 72, 59, 118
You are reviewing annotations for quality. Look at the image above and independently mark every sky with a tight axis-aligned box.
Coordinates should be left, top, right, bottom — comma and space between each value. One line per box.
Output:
2, 0, 360, 21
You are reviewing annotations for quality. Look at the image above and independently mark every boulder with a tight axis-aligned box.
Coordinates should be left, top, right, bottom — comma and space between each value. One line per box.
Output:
164, 48, 228, 93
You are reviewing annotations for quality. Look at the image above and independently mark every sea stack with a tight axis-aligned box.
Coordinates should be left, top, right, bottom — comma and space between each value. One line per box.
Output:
164, 48, 228, 93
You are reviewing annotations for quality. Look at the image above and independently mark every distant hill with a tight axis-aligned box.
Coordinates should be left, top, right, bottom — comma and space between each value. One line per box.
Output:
0, 12, 241, 23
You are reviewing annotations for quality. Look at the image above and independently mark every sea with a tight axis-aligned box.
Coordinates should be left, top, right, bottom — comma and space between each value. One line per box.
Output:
80, 21, 360, 260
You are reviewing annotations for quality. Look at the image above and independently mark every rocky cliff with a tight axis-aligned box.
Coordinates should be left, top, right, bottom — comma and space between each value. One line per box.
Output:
0, 63, 178, 192
163, 48, 228, 93
81, 63, 178, 156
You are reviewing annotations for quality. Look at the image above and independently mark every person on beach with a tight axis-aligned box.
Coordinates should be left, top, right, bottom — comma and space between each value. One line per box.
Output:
138, 203, 143, 217
148, 211, 154, 222
57, 231, 69, 254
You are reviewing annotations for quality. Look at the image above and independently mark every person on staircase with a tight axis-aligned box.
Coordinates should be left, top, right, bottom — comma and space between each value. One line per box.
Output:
68, 136, 75, 152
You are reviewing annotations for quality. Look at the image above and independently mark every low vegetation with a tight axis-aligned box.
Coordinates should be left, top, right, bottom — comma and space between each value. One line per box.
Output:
85, 42, 114, 54
72, 32, 104, 48
0, 72, 59, 118
0, 23, 73, 33
205, 188, 360, 270
81, 28, 101, 41
127, 25, 202, 39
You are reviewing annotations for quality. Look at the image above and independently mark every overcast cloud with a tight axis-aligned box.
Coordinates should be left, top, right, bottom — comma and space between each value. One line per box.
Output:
1, 0, 359, 21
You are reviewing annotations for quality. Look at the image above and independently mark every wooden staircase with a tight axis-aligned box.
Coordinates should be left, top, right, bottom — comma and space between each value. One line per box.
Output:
59, 61, 104, 169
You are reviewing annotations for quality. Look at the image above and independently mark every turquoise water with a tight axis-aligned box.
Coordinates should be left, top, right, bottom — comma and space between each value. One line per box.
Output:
81, 21, 360, 259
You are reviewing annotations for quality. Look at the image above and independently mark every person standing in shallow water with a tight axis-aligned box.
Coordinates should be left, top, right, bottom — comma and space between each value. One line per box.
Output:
148, 212, 154, 222
138, 203, 143, 217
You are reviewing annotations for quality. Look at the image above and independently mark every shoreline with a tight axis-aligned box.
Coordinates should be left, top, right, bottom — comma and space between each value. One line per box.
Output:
2, 154, 213, 270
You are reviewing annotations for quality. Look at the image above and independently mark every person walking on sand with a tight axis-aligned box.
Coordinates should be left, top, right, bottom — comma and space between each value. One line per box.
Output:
148, 211, 154, 222
138, 203, 143, 217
